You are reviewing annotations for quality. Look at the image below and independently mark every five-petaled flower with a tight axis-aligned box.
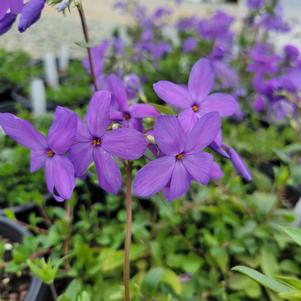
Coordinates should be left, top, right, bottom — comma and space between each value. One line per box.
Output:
153, 58, 238, 134
70, 90, 147, 194
107, 74, 159, 131
0, 107, 77, 201
133, 112, 221, 201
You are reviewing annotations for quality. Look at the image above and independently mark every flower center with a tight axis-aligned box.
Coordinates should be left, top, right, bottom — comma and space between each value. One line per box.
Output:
47, 149, 55, 158
176, 152, 184, 160
192, 104, 199, 113
124, 112, 131, 121
92, 137, 101, 146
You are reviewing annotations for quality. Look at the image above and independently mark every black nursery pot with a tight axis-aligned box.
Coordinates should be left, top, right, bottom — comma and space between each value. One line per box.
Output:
0, 217, 50, 301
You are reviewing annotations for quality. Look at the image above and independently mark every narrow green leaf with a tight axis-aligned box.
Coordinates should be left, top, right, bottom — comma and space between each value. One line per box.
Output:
232, 266, 290, 293
283, 227, 301, 246
276, 276, 301, 290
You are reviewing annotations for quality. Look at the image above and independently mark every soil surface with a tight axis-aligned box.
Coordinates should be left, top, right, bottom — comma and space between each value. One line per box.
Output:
0, 236, 30, 301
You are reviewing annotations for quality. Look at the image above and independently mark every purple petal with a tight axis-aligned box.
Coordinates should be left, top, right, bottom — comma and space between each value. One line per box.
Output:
93, 147, 122, 194
210, 162, 224, 181
69, 142, 93, 177
183, 152, 213, 185
0, 3, 9, 19
107, 74, 129, 112
185, 112, 221, 153
201, 93, 238, 117
30, 149, 47, 173
153, 81, 191, 108
154, 116, 186, 156
48, 106, 77, 154
188, 58, 214, 102
178, 108, 198, 135
75, 117, 91, 142
110, 109, 123, 121
166, 161, 191, 201
130, 104, 160, 118
133, 156, 175, 198
18, 0, 45, 32
10, 0, 24, 14
0, 13, 16, 35
228, 148, 252, 181
45, 155, 75, 201
87, 90, 111, 137
0, 113, 47, 150
102, 128, 147, 160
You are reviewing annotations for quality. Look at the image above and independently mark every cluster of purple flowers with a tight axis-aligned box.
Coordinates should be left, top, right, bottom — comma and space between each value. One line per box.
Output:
0, 55, 252, 202
0, 0, 45, 35
248, 42, 301, 121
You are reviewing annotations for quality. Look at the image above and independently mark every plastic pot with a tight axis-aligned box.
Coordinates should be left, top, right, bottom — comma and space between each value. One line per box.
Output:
0, 217, 51, 301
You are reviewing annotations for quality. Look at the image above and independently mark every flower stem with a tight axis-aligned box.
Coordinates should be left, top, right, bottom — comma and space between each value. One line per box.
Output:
77, 1, 98, 91
124, 161, 132, 301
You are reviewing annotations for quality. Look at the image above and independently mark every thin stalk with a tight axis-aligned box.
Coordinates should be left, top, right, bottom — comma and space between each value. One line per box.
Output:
77, 1, 98, 91
124, 162, 133, 301
50, 283, 58, 301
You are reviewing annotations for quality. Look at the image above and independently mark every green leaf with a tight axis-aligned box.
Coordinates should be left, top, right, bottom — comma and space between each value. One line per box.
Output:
148, 103, 176, 115
232, 266, 290, 293
278, 290, 301, 300
27, 258, 61, 284
142, 267, 164, 295
228, 274, 261, 298
260, 247, 279, 277
276, 276, 301, 290
283, 227, 301, 246
77, 291, 91, 301
161, 268, 183, 295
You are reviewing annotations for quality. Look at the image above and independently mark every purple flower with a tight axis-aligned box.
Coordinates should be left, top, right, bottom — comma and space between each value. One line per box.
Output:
227, 148, 252, 181
0, 107, 77, 201
284, 45, 299, 64
246, 0, 264, 10
176, 16, 198, 32
133, 113, 221, 201
56, 0, 70, 12
70, 90, 147, 194
259, 4, 289, 32
253, 94, 266, 112
153, 58, 238, 133
0, 0, 23, 19
83, 40, 110, 80
18, 0, 45, 33
247, 43, 280, 75
198, 11, 234, 41
124, 73, 142, 100
182, 37, 197, 53
0, 13, 16, 35
107, 74, 159, 130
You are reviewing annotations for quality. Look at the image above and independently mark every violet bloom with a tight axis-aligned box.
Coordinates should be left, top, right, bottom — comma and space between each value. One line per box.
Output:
134, 113, 221, 201
0, 107, 77, 201
284, 45, 299, 64
0, 13, 16, 35
18, 0, 45, 32
0, 0, 23, 35
70, 91, 147, 194
154, 58, 238, 133
198, 11, 234, 42
83, 40, 110, 79
183, 37, 197, 53
247, 43, 280, 75
246, 0, 264, 10
259, 4, 289, 32
124, 73, 142, 100
227, 148, 252, 182
107, 74, 159, 130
